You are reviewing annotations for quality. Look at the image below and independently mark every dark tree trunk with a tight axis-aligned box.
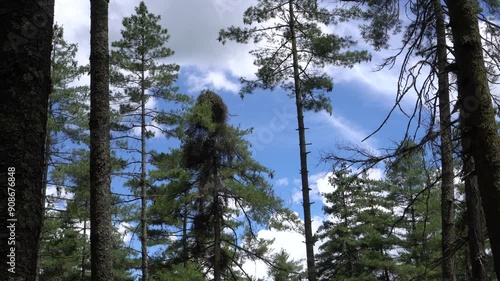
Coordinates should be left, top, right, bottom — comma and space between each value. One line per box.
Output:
213, 167, 222, 281
0, 1, 54, 279
433, 1, 457, 279
447, 0, 500, 278
89, 0, 112, 280
464, 158, 489, 281
288, 1, 316, 280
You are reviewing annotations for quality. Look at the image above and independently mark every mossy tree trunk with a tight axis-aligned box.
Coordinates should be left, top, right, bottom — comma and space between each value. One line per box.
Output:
448, 0, 500, 278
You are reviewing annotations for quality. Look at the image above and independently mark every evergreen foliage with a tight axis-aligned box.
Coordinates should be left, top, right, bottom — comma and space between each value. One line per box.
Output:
146, 90, 296, 280
316, 144, 446, 281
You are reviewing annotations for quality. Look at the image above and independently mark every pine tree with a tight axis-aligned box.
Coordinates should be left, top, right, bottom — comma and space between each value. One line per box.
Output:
316, 168, 399, 280
218, 2, 370, 279
110, 3, 189, 279
39, 150, 135, 281
268, 249, 305, 281
147, 90, 294, 280
333, 1, 500, 277
37, 24, 90, 279
385, 142, 442, 279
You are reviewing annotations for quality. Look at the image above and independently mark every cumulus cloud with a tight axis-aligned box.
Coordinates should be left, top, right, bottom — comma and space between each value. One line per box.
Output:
54, 0, 409, 106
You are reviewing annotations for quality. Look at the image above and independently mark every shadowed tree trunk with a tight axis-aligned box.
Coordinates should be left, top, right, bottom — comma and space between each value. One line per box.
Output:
448, 0, 500, 278
0, 1, 54, 279
461, 96, 489, 281
433, 1, 457, 279
463, 156, 489, 281
89, 0, 112, 280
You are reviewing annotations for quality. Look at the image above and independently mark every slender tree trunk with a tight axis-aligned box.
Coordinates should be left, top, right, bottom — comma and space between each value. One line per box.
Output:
182, 200, 188, 268
0, 1, 54, 279
433, 1, 457, 280
81, 217, 88, 281
447, 1, 500, 278
409, 189, 420, 267
213, 178, 222, 281
140, 61, 149, 281
288, 1, 316, 280
89, 0, 112, 280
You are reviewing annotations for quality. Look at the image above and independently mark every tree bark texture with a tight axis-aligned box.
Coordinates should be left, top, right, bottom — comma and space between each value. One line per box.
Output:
447, 0, 500, 278
0, 1, 54, 279
433, 1, 457, 280
90, 0, 112, 280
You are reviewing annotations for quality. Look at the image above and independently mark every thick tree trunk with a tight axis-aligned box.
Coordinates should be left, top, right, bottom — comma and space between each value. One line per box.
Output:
288, 1, 316, 280
89, 0, 112, 280
0, 1, 54, 279
447, 1, 500, 278
433, 1, 457, 280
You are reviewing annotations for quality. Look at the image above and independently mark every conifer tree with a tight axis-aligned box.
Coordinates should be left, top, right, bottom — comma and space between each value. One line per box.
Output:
147, 90, 295, 280
39, 150, 135, 281
385, 143, 442, 279
316, 168, 399, 280
218, 2, 370, 279
36, 23, 90, 280
110, 2, 190, 280
268, 249, 305, 281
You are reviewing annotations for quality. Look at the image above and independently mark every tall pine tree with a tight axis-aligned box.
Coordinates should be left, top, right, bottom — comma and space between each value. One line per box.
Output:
218, 2, 370, 279
110, 2, 190, 280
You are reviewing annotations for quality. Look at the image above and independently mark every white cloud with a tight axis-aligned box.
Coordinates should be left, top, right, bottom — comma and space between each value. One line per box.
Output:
241, 215, 324, 280
117, 222, 133, 243
291, 172, 328, 204
275, 177, 289, 186
54, 0, 409, 108
186, 70, 241, 94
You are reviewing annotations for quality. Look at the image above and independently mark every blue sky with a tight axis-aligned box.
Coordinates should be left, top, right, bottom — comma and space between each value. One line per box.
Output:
52, 0, 491, 279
